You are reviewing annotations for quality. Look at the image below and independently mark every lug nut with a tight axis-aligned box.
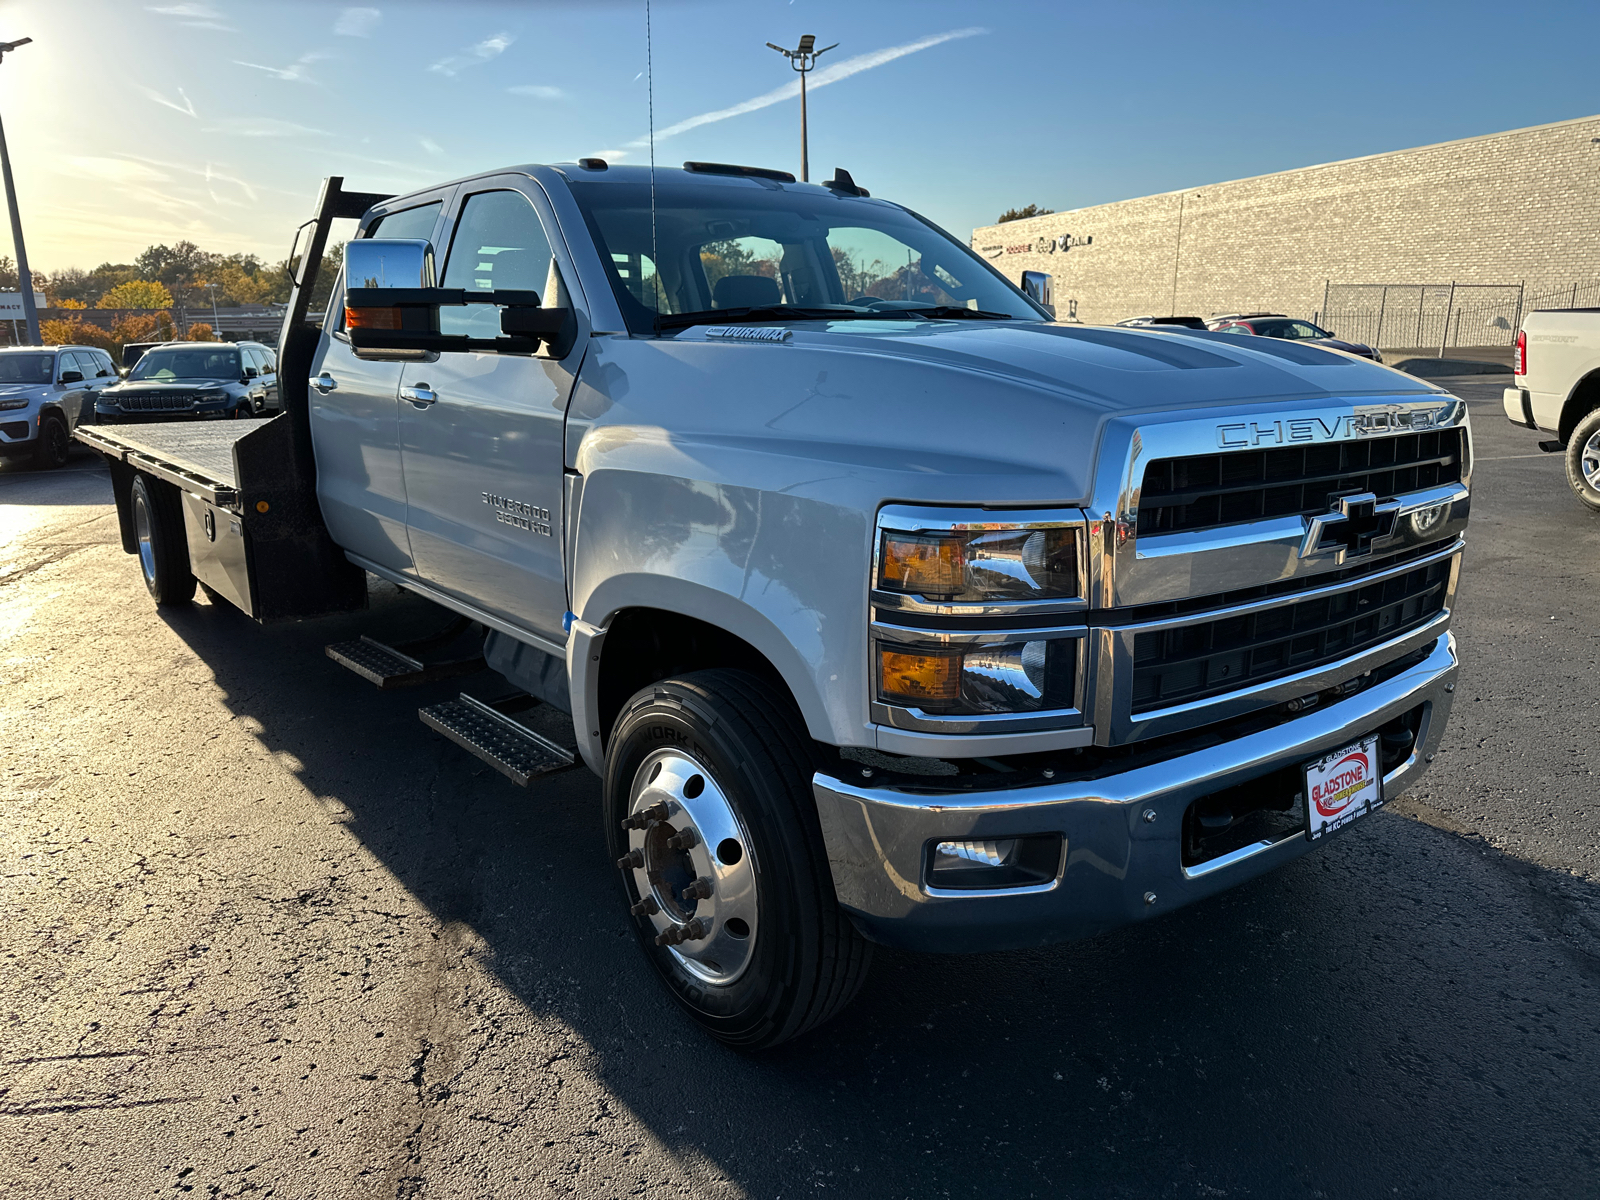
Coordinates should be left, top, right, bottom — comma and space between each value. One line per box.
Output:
1142, 809, 1157, 824
681, 878, 713, 901
682, 917, 710, 941
666, 828, 699, 851
630, 896, 659, 917
621, 801, 671, 830
616, 849, 644, 870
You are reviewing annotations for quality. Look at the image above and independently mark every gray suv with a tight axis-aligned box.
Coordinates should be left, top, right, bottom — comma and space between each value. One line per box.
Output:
96, 340, 279, 422
0, 344, 115, 469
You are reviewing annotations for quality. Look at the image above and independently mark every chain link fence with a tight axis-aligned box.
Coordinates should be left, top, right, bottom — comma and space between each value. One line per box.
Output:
1321, 282, 1526, 352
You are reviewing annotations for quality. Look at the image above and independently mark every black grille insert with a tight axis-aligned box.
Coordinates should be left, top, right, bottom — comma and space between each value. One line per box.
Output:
115, 392, 197, 412
0, 420, 28, 440
1131, 558, 1451, 710
1138, 429, 1464, 537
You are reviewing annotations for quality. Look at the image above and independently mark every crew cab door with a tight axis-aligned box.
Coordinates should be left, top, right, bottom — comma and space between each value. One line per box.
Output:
307, 193, 451, 572
396, 179, 584, 642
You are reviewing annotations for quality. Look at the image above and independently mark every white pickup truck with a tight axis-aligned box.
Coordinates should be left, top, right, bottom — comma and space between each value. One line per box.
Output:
79, 166, 1471, 1049
1503, 309, 1600, 509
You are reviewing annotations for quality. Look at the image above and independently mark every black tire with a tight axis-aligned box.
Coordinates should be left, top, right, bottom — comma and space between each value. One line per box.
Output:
32, 414, 70, 470
130, 473, 195, 606
604, 669, 872, 1050
1565, 408, 1600, 513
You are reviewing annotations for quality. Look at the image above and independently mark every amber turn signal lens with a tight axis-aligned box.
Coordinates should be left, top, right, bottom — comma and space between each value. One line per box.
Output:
345, 305, 403, 330
880, 534, 964, 596
877, 648, 962, 706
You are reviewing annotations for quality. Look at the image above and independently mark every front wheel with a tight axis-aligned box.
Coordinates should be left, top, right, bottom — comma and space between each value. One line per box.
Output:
32, 414, 70, 470
604, 669, 872, 1050
1566, 408, 1600, 513
130, 474, 195, 606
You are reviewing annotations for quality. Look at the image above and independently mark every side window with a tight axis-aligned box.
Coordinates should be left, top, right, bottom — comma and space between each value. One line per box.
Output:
260, 348, 276, 374
439, 189, 555, 337
95, 351, 115, 376
367, 201, 443, 243
241, 348, 263, 375
67, 351, 94, 378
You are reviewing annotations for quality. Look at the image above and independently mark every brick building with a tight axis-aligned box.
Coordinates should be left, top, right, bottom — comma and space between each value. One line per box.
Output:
970, 113, 1600, 348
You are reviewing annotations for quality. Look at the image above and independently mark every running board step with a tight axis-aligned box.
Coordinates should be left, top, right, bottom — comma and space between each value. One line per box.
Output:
419, 693, 577, 786
326, 616, 486, 689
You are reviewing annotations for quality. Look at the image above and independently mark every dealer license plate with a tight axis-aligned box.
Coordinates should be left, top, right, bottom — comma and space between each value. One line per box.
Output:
1303, 734, 1383, 841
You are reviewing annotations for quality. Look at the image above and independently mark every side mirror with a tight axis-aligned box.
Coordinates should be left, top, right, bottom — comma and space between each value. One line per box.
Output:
58, 370, 83, 384
345, 237, 435, 290
244, 367, 259, 378
1021, 270, 1055, 319
345, 238, 578, 360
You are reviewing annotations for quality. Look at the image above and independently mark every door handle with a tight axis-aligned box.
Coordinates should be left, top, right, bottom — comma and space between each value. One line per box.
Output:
309, 372, 337, 394
400, 384, 437, 407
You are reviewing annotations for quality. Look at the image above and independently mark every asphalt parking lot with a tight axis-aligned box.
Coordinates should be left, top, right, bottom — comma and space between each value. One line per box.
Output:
1, 377, 1596, 1199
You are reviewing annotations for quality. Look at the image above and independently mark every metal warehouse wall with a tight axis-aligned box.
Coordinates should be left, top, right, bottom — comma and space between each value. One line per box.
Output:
970, 114, 1600, 330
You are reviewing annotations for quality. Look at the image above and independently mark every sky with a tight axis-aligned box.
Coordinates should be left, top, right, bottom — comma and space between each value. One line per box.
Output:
3, 0, 1599, 273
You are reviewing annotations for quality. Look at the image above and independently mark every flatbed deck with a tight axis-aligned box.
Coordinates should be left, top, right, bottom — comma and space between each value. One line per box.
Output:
76, 419, 275, 509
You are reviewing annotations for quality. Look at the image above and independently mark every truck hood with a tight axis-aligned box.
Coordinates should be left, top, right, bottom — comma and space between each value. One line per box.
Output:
713, 319, 1423, 411
576, 318, 1451, 511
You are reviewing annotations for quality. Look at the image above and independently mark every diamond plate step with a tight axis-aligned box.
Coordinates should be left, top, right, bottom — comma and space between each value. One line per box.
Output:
326, 629, 485, 690
419, 693, 577, 786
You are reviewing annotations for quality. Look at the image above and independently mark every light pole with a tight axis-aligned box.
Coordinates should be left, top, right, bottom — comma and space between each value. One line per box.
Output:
766, 34, 837, 183
0, 36, 37, 346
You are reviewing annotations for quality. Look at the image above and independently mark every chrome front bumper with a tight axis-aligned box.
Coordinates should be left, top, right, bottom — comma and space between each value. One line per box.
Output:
813, 632, 1458, 953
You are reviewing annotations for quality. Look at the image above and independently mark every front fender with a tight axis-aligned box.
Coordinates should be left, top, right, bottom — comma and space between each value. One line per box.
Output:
569, 466, 872, 750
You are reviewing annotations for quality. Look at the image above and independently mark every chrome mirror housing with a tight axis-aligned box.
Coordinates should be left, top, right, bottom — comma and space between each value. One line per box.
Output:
344, 238, 435, 290
1021, 270, 1055, 318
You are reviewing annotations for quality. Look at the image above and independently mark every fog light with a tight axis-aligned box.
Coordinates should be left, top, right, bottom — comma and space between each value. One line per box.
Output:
926, 833, 1064, 891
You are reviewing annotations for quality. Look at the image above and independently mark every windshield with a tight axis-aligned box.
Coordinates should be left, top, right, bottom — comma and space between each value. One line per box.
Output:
129, 347, 242, 382
568, 178, 1045, 334
0, 352, 55, 385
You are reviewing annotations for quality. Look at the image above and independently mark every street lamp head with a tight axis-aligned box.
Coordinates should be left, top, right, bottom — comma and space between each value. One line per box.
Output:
766, 41, 792, 57
0, 37, 32, 59
798, 33, 815, 53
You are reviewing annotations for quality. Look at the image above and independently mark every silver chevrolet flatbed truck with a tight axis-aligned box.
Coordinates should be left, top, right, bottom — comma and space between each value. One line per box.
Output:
79, 165, 1471, 1049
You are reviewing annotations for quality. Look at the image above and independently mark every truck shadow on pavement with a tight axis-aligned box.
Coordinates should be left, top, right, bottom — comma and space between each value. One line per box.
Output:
157, 581, 1600, 1199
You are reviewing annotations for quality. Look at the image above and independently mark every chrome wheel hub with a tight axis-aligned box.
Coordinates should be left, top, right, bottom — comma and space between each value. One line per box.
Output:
134, 496, 156, 583
1582, 430, 1600, 490
620, 749, 758, 985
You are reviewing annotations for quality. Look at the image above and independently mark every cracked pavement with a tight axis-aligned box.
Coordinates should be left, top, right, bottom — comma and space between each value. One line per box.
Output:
1, 379, 1596, 1199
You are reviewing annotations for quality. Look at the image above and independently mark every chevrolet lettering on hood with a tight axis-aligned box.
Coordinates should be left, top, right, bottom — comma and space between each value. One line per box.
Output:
1216, 406, 1444, 448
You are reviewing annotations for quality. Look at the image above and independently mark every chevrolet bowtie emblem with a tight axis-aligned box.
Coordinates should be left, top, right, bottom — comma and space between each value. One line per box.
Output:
1300, 492, 1400, 562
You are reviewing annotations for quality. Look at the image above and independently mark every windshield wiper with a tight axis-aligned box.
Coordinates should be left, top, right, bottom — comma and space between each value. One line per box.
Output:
880, 306, 1017, 321
656, 305, 869, 331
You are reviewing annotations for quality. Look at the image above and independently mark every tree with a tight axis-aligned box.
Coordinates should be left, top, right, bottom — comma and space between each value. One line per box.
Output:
111, 311, 175, 346
40, 317, 117, 353
186, 323, 217, 342
98, 280, 175, 309
54, 298, 87, 310
998, 204, 1054, 224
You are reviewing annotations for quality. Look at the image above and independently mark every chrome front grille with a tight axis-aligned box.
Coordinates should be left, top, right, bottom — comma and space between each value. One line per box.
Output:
1137, 428, 1465, 536
115, 392, 197, 412
1128, 556, 1451, 710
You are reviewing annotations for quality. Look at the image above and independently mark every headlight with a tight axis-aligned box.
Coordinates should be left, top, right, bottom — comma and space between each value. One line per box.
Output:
878, 525, 1080, 603
197, 389, 229, 402
0, 396, 28, 411
876, 637, 1076, 714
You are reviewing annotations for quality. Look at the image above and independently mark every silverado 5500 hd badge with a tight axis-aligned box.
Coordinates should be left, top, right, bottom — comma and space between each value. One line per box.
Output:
483, 492, 551, 536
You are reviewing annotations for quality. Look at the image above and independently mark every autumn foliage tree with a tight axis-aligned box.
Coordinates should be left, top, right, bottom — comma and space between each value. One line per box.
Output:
97, 279, 175, 309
